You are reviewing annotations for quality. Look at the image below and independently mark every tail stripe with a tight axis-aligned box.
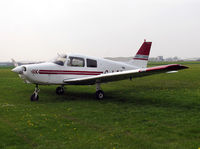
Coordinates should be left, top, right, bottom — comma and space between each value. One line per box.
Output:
133, 54, 149, 60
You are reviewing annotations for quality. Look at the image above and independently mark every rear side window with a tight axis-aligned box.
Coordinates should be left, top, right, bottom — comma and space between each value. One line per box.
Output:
87, 59, 97, 68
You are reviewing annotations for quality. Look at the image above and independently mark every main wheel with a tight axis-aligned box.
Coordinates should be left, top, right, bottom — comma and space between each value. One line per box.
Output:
56, 87, 64, 95
30, 93, 39, 101
96, 90, 104, 100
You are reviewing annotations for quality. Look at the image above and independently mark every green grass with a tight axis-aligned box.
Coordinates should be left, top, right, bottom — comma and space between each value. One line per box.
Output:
0, 62, 200, 149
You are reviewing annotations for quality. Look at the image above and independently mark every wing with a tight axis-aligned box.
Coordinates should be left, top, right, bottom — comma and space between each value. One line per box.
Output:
63, 64, 188, 85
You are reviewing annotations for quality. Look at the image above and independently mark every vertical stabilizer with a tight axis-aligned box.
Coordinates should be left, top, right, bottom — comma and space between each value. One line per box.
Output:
129, 40, 152, 68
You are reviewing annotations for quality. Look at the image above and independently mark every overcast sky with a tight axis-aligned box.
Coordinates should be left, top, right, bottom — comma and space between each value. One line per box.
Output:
0, 0, 199, 61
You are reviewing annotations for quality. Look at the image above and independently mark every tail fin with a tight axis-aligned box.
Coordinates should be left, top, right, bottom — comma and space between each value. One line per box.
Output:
128, 40, 152, 68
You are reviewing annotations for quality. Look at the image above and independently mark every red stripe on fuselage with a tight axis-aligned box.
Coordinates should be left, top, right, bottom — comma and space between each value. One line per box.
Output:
39, 72, 101, 75
39, 70, 103, 73
38, 70, 103, 75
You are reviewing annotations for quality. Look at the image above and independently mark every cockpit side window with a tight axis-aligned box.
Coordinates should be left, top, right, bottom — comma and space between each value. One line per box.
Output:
54, 60, 64, 66
87, 59, 97, 68
53, 55, 67, 66
67, 57, 85, 67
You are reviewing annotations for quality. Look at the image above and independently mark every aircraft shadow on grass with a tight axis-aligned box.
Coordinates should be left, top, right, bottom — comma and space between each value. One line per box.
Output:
40, 87, 199, 111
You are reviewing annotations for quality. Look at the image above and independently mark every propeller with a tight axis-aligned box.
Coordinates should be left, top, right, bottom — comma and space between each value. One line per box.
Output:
11, 59, 29, 83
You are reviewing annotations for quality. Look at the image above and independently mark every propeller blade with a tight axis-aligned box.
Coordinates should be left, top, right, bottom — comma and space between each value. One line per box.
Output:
11, 58, 18, 67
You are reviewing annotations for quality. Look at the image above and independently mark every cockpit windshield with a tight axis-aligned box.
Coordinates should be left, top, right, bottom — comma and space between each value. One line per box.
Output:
53, 54, 67, 66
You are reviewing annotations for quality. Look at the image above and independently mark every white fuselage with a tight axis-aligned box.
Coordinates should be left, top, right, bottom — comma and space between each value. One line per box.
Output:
16, 54, 138, 85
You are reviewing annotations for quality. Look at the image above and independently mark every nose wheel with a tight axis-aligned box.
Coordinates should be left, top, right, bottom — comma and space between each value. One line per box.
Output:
30, 84, 40, 101
96, 83, 104, 100
56, 86, 65, 95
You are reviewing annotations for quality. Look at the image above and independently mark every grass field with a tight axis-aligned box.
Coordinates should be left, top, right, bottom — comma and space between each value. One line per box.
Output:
0, 62, 200, 149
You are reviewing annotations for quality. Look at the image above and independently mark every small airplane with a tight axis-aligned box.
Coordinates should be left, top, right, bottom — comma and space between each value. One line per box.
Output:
12, 40, 188, 101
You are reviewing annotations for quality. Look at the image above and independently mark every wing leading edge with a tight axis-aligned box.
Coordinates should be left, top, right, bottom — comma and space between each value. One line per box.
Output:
63, 64, 188, 85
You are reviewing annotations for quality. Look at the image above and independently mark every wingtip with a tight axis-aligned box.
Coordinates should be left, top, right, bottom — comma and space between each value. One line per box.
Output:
167, 64, 189, 71
179, 65, 189, 70
168, 64, 189, 71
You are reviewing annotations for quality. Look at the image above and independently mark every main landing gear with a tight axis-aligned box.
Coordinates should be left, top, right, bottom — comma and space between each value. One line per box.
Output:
30, 84, 40, 101
56, 86, 65, 95
96, 83, 105, 100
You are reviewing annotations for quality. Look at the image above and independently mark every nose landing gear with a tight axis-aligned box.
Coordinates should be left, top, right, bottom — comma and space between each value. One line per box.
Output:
30, 84, 40, 101
56, 86, 65, 95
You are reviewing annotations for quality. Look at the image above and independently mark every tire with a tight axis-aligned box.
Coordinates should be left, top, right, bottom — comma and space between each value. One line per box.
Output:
56, 87, 64, 95
96, 90, 104, 100
30, 93, 39, 101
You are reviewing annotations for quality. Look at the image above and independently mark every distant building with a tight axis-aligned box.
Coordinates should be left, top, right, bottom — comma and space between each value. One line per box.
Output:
157, 56, 164, 61
149, 56, 164, 62
165, 56, 180, 62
